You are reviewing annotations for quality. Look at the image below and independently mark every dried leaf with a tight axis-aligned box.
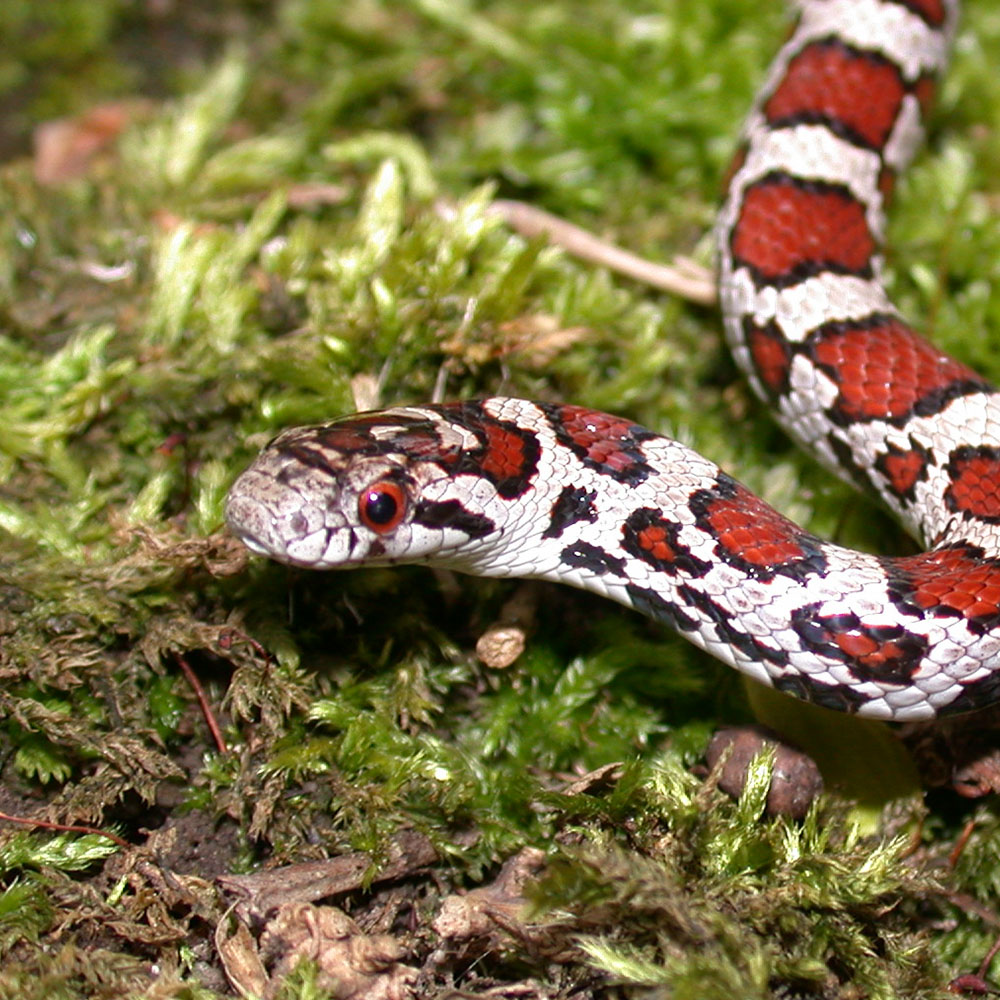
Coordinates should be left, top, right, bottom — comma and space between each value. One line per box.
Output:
34, 101, 150, 184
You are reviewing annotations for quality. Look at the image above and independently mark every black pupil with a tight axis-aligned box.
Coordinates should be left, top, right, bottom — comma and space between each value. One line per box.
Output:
365, 489, 398, 525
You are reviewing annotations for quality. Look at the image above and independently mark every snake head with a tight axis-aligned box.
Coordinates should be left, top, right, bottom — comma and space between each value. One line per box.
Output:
225, 405, 508, 571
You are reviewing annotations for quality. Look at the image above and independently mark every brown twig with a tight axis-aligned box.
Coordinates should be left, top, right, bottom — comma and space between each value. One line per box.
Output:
0, 809, 129, 849
481, 198, 716, 304
981, 931, 1000, 981
176, 653, 228, 754
949, 817, 978, 869
219, 627, 275, 668
217, 830, 441, 923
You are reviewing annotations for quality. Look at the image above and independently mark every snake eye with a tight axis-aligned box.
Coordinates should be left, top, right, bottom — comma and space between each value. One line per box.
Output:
359, 480, 408, 534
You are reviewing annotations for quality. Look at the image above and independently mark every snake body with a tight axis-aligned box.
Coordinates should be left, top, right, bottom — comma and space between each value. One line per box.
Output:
225, 0, 1000, 722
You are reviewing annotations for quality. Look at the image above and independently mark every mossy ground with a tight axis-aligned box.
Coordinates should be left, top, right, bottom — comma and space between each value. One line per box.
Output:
3, 2, 1000, 997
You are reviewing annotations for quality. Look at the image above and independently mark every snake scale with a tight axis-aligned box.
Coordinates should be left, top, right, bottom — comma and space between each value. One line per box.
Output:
225, 0, 1000, 722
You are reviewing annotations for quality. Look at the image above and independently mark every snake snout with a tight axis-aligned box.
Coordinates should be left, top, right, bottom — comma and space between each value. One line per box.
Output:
225, 463, 342, 567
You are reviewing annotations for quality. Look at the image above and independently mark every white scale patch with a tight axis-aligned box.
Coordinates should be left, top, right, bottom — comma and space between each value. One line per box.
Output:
789, 0, 954, 80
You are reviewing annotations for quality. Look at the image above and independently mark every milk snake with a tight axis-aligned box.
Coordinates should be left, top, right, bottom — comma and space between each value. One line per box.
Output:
226, 0, 1000, 722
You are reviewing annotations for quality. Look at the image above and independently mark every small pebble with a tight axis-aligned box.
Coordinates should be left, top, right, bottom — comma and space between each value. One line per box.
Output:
705, 725, 824, 819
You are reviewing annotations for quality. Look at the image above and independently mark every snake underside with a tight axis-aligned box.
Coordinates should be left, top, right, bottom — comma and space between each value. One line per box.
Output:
226, 0, 1000, 722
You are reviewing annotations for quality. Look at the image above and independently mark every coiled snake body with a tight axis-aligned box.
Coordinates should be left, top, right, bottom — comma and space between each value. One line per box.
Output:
226, 0, 1000, 722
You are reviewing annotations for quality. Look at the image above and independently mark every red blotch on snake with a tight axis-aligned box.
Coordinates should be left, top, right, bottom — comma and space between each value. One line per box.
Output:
764, 40, 906, 149
698, 479, 809, 569
745, 318, 793, 395
807, 316, 986, 423
893, 545, 1000, 624
945, 446, 1000, 522
875, 442, 931, 499
480, 422, 536, 489
732, 174, 875, 283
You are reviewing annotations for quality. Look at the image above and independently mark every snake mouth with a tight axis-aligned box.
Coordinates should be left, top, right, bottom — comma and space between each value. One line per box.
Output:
225, 467, 371, 569
228, 523, 272, 557
224, 490, 281, 557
